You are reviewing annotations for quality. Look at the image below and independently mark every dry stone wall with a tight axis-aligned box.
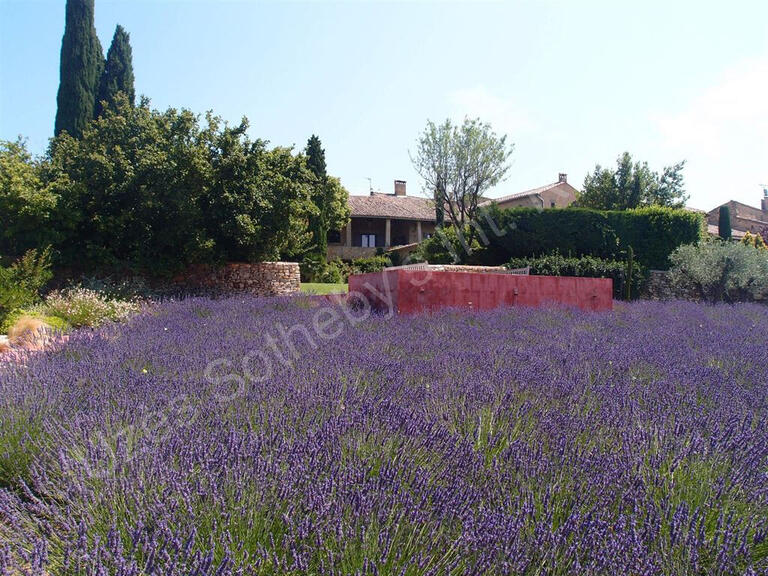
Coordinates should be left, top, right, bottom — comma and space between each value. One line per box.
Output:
178, 262, 300, 296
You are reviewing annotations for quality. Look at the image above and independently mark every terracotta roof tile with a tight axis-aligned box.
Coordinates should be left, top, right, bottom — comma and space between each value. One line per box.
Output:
348, 194, 436, 221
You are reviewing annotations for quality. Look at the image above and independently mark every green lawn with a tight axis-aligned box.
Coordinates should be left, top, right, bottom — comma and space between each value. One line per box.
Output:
299, 282, 348, 295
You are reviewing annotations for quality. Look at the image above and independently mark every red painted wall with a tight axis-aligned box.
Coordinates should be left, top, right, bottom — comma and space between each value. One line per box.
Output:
348, 270, 612, 314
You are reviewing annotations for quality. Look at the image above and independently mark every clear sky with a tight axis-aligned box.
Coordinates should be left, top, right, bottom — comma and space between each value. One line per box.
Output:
2, 0, 767, 210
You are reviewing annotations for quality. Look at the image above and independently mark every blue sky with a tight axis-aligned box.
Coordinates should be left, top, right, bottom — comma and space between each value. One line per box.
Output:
1, 0, 767, 210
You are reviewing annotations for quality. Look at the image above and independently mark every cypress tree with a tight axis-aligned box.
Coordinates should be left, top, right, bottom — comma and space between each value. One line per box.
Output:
306, 135, 327, 180
306, 135, 329, 257
95, 25, 135, 117
55, 0, 103, 138
718, 206, 732, 240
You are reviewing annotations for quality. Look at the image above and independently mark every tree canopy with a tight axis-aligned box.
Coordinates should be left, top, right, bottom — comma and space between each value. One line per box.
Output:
575, 152, 688, 210
412, 118, 513, 229
3, 96, 331, 274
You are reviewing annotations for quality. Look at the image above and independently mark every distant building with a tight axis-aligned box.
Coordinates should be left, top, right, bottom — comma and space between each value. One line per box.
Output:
327, 174, 580, 261
480, 173, 579, 211
327, 180, 437, 260
706, 191, 768, 239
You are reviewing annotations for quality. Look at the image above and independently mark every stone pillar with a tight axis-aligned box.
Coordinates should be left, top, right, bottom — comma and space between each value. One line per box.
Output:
346, 222, 352, 247
417, 221, 422, 242
385, 218, 391, 247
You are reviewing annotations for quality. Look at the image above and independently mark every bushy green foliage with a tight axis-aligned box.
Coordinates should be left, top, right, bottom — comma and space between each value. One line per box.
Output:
416, 226, 485, 264
507, 251, 644, 299
667, 241, 768, 303
0, 140, 60, 259
350, 255, 392, 275
575, 152, 688, 210
0, 248, 53, 328
55, 0, 103, 138
46, 95, 315, 274
480, 205, 703, 270
317, 260, 346, 284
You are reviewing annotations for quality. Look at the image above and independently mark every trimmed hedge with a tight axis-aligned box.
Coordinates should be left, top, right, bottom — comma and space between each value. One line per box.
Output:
479, 206, 704, 270
507, 252, 644, 300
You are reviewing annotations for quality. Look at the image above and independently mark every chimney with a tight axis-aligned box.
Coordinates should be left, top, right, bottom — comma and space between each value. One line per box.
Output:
558, 173, 568, 183
762, 188, 768, 212
394, 180, 406, 196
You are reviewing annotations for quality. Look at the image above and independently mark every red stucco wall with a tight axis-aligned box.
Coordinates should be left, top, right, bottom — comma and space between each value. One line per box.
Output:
348, 270, 612, 314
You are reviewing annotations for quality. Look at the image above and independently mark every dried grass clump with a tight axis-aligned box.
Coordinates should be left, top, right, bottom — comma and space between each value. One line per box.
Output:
7, 316, 50, 348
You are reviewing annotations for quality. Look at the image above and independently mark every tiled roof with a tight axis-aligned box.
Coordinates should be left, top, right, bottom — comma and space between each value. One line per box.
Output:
348, 194, 437, 221
479, 181, 569, 206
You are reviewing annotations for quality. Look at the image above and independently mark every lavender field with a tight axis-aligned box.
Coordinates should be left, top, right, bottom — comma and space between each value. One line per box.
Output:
1, 297, 767, 575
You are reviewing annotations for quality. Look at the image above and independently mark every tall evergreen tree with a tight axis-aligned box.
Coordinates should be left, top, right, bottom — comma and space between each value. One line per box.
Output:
719, 206, 732, 240
54, 0, 103, 138
306, 135, 329, 257
95, 25, 135, 117
306, 135, 327, 180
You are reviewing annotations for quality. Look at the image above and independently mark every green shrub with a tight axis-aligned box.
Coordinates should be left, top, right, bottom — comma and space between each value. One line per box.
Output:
415, 226, 485, 264
299, 253, 326, 282
0, 247, 53, 328
40, 287, 140, 328
667, 241, 768, 303
480, 205, 703, 270
350, 255, 392, 275
507, 251, 645, 299
318, 259, 348, 284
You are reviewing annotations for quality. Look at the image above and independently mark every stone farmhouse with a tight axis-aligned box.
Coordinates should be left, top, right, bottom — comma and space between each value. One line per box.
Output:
706, 191, 768, 239
327, 174, 578, 260
479, 173, 579, 211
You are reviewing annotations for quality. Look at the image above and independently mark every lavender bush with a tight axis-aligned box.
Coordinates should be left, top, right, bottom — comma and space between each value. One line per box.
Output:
0, 297, 766, 575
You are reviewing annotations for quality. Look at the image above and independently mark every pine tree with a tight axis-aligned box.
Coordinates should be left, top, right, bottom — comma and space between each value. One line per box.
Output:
718, 206, 732, 240
306, 135, 329, 257
55, 0, 103, 138
95, 25, 135, 117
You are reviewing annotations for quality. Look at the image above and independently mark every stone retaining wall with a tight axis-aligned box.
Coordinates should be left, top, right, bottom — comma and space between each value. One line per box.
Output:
643, 269, 700, 301
178, 262, 300, 296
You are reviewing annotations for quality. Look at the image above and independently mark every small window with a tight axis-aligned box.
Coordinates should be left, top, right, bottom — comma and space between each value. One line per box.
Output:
361, 234, 376, 248
550, 201, 556, 208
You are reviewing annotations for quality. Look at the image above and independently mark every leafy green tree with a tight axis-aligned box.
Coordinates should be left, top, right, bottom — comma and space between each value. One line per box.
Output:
575, 152, 688, 210
55, 0, 104, 138
0, 140, 60, 259
201, 119, 314, 262
95, 25, 135, 117
49, 95, 212, 272
412, 118, 513, 232
668, 241, 768, 302
718, 206, 732, 240
303, 135, 349, 260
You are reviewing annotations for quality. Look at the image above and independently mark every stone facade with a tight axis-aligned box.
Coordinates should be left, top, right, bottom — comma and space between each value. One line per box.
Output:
706, 199, 768, 236
178, 262, 300, 296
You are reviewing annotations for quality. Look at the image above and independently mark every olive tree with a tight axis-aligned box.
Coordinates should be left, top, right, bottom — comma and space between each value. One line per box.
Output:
668, 241, 768, 303
411, 118, 513, 232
